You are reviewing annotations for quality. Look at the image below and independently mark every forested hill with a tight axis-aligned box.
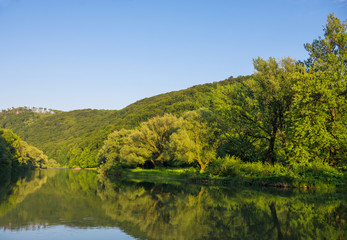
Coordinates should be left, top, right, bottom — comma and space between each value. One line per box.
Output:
0, 75, 248, 166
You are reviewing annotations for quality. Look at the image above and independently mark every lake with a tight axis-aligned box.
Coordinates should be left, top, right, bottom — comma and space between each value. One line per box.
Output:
0, 169, 345, 240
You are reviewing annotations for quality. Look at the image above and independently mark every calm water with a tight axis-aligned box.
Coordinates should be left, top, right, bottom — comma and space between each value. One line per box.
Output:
0, 169, 345, 240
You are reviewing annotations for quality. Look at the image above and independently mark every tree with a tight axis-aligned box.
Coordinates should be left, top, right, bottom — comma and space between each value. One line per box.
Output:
287, 14, 347, 165
19, 141, 48, 168
0, 128, 22, 168
213, 57, 300, 164
0, 128, 49, 171
168, 109, 220, 171
0, 131, 13, 174
97, 129, 132, 172
120, 114, 183, 168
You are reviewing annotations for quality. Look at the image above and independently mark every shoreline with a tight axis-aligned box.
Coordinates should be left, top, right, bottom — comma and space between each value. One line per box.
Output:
106, 168, 346, 191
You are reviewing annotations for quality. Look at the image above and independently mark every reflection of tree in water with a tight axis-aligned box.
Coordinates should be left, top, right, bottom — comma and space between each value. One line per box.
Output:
0, 170, 345, 240
0, 169, 112, 230
269, 202, 283, 240
97, 176, 346, 240
0, 170, 49, 219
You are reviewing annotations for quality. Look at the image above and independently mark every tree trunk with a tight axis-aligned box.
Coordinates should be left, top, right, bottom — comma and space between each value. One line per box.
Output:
269, 202, 283, 240
266, 126, 277, 165
200, 164, 206, 172
195, 186, 205, 223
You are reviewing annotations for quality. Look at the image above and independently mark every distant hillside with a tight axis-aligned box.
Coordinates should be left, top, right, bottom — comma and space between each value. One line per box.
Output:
0, 76, 250, 166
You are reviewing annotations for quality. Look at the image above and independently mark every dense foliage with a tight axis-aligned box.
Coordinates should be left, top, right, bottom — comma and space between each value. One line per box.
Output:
0, 128, 57, 178
288, 14, 347, 166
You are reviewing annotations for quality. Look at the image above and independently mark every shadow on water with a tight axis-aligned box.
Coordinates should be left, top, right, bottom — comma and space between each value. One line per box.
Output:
0, 169, 346, 240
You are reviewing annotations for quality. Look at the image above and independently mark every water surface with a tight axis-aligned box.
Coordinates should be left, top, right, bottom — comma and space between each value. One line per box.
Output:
0, 169, 345, 239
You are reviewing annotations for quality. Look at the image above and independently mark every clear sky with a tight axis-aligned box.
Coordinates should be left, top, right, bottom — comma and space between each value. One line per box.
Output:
0, 0, 346, 111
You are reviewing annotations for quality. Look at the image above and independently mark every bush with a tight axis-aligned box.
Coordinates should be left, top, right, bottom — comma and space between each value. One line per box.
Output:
208, 155, 241, 177
208, 155, 345, 188
291, 161, 343, 184
208, 155, 288, 178
180, 167, 199, 178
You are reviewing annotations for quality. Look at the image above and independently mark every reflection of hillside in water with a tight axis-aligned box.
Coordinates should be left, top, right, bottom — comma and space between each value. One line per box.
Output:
0, 169, 51, 218
0, 169, 115, 230
98, 176, 346, 240
0, 169, 345, 240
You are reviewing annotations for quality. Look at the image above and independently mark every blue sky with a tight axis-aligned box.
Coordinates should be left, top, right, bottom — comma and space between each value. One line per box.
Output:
0, 0, 346, 111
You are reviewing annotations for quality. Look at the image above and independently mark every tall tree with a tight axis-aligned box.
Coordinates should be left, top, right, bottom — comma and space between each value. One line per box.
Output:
288, 14, 347, 165
213, 57, 300, 164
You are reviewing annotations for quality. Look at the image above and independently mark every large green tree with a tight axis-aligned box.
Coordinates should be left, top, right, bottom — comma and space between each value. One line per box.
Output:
119, 114, 183, 168
97, 129, 132, 173
168, 109, 220, 171
287, 14, 347, 165
213, 57, 300, 164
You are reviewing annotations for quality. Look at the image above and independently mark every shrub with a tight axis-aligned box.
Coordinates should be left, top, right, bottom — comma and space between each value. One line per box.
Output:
208, 155, 241, 177
291, 161, 343, 184
208, 155, 288, 178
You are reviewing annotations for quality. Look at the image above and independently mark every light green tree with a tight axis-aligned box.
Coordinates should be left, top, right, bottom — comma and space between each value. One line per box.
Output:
97, 129, 132, 172
168, 109, 220, 171
120, 114, 183, 168
20, 141, 48, 168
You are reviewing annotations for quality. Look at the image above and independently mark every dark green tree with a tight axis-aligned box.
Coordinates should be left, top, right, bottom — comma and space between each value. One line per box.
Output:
213, 57, 300, 164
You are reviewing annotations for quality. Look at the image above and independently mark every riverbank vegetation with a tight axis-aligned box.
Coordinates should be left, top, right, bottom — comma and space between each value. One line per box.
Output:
98, 14, 346, 188
0, 128, 59, 182
106, 162, 344, 190
0, 14, 346, 189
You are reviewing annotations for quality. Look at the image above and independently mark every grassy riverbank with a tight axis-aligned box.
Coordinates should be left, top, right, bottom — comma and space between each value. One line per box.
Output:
108, 163, 346, 190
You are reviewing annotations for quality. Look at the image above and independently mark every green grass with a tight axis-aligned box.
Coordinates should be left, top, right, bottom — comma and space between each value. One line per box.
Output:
205, 155, 346, 190
111, 168, 195, 185
107, 162, 346, 190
